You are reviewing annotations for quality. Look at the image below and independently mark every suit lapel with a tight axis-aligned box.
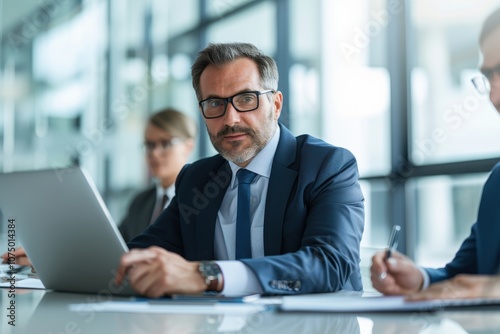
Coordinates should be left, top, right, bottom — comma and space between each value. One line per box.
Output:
195, 161, 232, 260
143, 187, 157, 226
264, 125, 298, 255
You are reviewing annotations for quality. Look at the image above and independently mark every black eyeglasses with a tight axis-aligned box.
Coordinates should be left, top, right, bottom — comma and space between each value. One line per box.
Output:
143, 138, 182, 154
199, 90, 275, 119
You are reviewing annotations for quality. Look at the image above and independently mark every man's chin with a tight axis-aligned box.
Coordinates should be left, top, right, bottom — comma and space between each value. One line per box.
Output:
218, 148, 256, 165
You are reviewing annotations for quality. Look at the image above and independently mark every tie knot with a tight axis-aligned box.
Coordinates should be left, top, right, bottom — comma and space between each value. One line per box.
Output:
237, 169, 257, 185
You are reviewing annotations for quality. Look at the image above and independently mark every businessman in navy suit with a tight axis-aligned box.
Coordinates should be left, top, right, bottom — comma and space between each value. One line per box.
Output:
371, 8, 500, 300
115, 42, 364, 297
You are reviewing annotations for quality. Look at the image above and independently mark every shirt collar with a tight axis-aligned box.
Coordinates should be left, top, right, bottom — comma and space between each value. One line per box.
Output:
228, 125, 281, 188
155, 182, 175, 199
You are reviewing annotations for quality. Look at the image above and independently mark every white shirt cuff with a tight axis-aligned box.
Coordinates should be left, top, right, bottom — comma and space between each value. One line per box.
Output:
417, 266, 430, 290
216, 261, 263, 296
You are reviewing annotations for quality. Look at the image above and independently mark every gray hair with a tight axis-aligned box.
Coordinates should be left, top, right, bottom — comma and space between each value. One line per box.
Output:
191, 42, 279, 101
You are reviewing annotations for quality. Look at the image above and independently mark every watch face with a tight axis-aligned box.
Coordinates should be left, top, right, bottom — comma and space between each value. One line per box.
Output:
199, 261, 222, 291
199, 262, 218, 279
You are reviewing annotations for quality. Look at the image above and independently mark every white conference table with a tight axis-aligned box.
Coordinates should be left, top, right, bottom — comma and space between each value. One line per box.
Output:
2, 288, 500, 334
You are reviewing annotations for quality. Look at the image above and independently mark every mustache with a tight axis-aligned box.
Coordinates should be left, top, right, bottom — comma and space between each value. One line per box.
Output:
216, 126, 254, 138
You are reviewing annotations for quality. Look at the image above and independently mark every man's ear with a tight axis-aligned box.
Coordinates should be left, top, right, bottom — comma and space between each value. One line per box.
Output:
273, 90, 283, 120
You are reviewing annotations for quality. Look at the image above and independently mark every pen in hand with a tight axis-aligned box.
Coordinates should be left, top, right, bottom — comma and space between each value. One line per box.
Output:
378, 225, 401, 281
385, 225, 401, 260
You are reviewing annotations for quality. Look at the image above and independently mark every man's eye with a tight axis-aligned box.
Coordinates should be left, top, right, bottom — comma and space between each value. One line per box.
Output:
207, 99, 224, 108
236, 94, 256, 104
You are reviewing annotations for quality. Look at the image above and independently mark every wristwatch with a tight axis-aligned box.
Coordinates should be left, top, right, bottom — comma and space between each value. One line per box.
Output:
198, 261, 223, 292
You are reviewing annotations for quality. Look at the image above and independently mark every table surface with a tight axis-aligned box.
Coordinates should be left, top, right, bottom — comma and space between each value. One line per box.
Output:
2, 288, 500, 334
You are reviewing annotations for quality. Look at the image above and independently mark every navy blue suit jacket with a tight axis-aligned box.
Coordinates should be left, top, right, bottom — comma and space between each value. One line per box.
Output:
426, 162, 500, 283
129, 124, 365, 294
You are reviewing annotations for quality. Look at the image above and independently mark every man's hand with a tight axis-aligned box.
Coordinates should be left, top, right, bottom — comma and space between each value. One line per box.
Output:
406, 274, 500, 301
1, 247, 32, 267
115, 246, 207, 298
370, 250, 424, 295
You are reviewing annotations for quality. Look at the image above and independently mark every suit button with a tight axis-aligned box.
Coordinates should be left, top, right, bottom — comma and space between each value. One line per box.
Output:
292, 281, 301, 292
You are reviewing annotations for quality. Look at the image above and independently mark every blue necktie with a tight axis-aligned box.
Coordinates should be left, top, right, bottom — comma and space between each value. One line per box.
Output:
235, 169, 257, 259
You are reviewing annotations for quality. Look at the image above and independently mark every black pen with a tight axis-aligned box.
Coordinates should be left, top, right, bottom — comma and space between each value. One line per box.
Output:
385, 225, 401, 260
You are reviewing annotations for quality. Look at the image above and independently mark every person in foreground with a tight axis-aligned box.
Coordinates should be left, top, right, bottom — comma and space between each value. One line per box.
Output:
371, 8, 500, 301
115, 42, 365, 297
119, 108, 196, 242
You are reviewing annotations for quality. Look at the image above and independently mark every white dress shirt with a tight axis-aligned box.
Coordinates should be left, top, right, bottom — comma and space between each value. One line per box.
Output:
215, 126, 281, 295
150, 183, 175, 225
418, 266, 431, 290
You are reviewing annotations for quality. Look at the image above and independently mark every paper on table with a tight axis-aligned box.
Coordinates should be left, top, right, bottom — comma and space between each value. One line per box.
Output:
0, 278, 45, 289
280, 294, 500, 313
171, 293, 261, 303
69, 301, 267, 315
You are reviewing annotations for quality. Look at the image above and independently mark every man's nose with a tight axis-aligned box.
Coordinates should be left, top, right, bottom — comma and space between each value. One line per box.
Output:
223, 102, 241, 126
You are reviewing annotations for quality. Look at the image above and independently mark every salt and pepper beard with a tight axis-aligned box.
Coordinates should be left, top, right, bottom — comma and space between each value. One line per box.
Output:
207, 105, 277, 165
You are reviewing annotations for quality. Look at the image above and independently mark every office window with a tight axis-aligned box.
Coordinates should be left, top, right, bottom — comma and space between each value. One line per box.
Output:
321, 0, 391, 177
288, 0, 321, 137
31, 2, 108, 185
360, 180, 391, 250
410, 1, 500, 165
163, 0, 199, 38
411, 173, 486, 267
206, 0, 254, 18
206, 1, 276, 55
314, 0, 394, 263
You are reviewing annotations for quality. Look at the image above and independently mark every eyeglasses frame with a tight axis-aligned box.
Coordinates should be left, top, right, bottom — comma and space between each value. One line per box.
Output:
198, 90, 275, 119
143, 137, 183, 154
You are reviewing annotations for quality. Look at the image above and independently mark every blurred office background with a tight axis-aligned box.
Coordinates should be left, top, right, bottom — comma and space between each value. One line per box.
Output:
1, 0, 500, 273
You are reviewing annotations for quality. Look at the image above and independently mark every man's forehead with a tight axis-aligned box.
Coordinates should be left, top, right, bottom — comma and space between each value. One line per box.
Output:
480, 26, 500, 68
199, 59, 261, 95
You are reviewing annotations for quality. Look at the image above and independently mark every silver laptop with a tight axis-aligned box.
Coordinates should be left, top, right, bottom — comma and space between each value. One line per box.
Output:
0, 167, 136, 296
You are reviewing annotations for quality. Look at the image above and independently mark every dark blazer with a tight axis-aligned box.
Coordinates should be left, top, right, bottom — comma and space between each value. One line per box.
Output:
426, 162, 500, 283
119, 187, 156, 243
129, 124, 365, 294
